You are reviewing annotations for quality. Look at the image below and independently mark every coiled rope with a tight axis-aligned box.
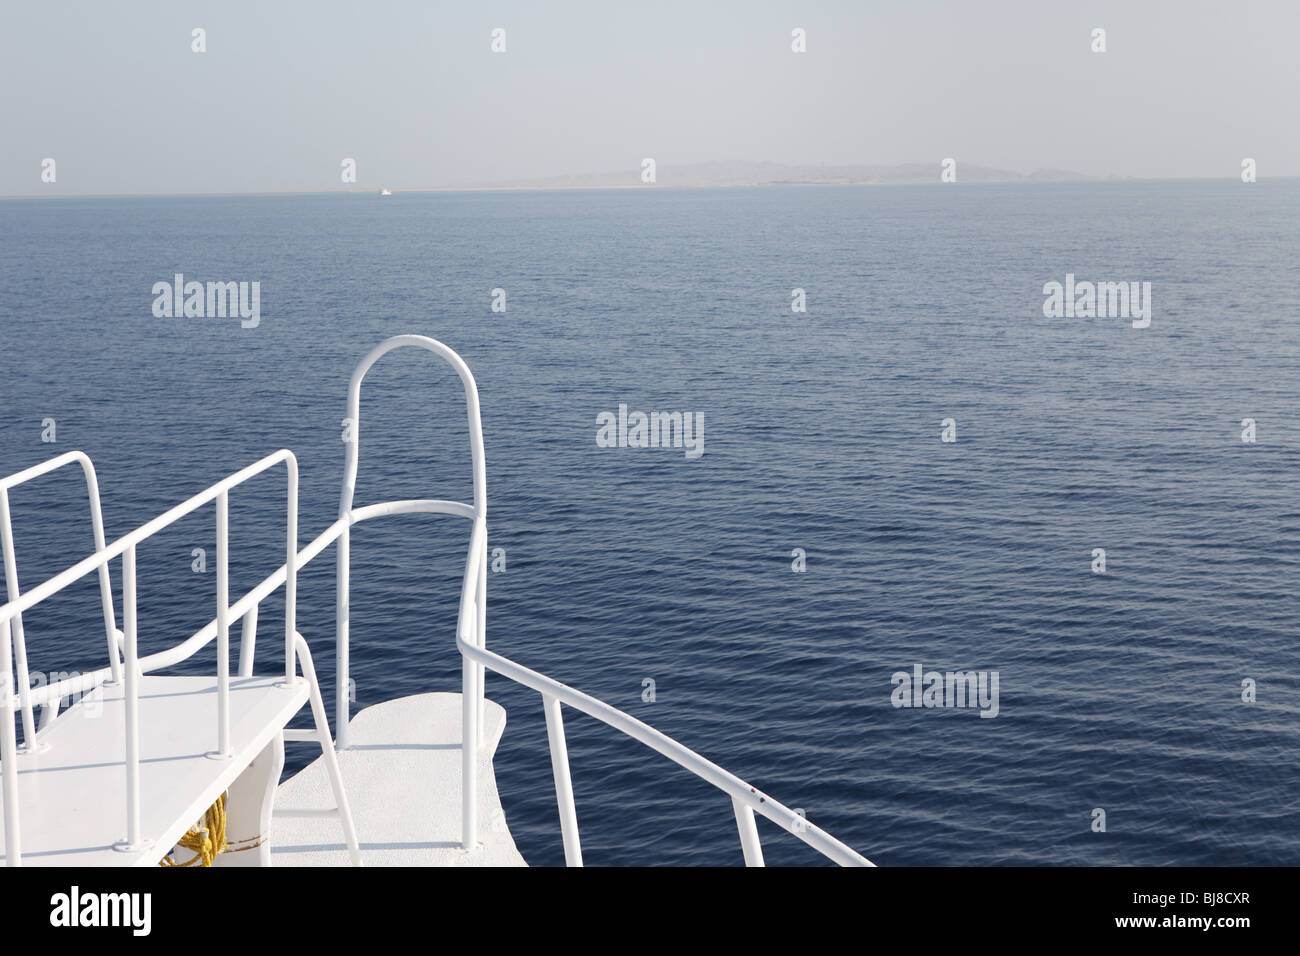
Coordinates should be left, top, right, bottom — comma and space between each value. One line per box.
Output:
160, 792, 228, 867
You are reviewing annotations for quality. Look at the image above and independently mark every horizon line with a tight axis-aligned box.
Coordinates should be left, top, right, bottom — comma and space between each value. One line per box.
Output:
2, 174, 1293, 202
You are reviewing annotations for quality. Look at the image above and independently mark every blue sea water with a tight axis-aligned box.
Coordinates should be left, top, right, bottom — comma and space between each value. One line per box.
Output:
1, 182, 1298, 866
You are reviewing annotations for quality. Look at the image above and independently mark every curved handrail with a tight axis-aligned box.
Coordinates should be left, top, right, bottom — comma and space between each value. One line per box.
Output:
340, 334, 486, 520
0, 451, 121, 746
335, 334, 488, 748
331, 335, 870, 865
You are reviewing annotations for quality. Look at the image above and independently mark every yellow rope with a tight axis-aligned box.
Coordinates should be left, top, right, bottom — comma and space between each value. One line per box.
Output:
160, 792, 228, 867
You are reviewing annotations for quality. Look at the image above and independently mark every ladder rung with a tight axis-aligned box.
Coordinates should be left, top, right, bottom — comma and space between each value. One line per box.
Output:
283, 729, 320, 743
274, 807, 339, 818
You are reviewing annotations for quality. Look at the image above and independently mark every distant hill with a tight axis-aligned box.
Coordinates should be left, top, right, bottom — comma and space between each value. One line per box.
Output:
456, 160, 1092, 190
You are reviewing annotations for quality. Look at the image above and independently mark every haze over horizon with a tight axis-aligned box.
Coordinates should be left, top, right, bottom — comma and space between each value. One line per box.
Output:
2, 0, 1296, 197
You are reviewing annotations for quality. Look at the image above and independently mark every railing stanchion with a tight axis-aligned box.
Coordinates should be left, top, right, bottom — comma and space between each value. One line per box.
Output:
237, 604, 258, 678
285, 459, 298, 688
542, 693, 583, 866
461, 648, 478, 850
122, 545, 142, 848
732, 797, 765, 867
336, 523, 349, 749
476, 531, 486, 749
215, 491, 231, 757
0, 488, 37, 749
1, 616, 22, 865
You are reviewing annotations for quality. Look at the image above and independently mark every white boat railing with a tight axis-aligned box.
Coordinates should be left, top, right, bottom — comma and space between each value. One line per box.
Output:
0, 449, 360, 865
0, 450, 121, 743
333, 335, 873, 867
2, 334, 874, 867
452, 514, 873, 867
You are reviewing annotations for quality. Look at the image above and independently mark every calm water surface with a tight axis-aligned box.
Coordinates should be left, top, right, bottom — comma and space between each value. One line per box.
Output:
1, 182, 1297, 865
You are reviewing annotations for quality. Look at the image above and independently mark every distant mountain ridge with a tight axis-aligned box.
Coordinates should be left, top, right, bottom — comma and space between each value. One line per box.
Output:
466, 160, 1093, 190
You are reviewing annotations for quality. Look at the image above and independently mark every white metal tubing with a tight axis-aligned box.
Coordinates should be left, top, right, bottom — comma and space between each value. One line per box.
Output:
542, 694, 583, 866
463, 633, 871, 866
332, 335, 490, 850
1, 430, 871, 867
0, 477, 869, 865
461, 647, 478, 851
38, 699, 58, 731
237, 604, 257, 678
292, 633, 362, 866
451, 520, 871, 866
335, 336, 487, 750
121, 544, 141, 849
456, 516, 486, 851
0, 488, 36, 748
476, 531, 486, 749
350, 499, 475, 523
336, 524, 349, 749
732, 797, 765, 867
83, 458, 122, 684
3, 501, 467, 712
338, 335, 487, 521
215, 491, 231, 758
0, 451, 120, 684
0, 450, 297, 627
0, 451, 300, 709
285, 457, 298, 687
1, 616, 21, 865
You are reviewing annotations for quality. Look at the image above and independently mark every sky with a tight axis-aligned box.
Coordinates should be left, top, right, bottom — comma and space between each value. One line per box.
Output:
1, 0, 1296, 196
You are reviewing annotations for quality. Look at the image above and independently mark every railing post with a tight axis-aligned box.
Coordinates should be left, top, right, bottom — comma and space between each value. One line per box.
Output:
475, 530, 486, 749
237, 604, 258, 678
121, 545, 142, 850
0, 487, 37, 750
461, 648, 478, 851
732, 797, 765, 867
215, 491, 231, 758
335, 523, 349, 749
542, 693, 583, 866
285, 459, 298, 688
1, 615, 22, 865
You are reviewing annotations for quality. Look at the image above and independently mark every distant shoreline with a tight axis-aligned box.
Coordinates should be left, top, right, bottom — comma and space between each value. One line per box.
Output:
2, 175, 1294, 202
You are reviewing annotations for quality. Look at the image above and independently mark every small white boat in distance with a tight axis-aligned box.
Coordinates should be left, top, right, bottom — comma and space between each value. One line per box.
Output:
0, 335, 874, 867
379, 188, 392, 196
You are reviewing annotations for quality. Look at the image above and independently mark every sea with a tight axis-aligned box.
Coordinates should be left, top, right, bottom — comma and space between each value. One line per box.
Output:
1, 181, 1297, 865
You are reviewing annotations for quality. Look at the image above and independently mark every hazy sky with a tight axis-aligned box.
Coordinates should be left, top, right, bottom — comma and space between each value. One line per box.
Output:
2, 0, 1296, 196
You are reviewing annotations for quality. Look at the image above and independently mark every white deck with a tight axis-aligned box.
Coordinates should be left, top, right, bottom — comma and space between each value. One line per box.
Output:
271, 692, 526, 866
0, 674, 309, 866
